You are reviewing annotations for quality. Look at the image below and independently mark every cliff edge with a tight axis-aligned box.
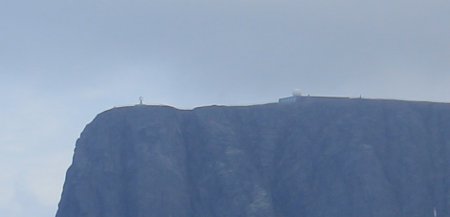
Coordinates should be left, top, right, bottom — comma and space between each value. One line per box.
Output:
56, 98, 450, 217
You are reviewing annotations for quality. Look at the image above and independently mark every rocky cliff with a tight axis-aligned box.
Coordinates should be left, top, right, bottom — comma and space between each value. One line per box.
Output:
56, 97, 450, 217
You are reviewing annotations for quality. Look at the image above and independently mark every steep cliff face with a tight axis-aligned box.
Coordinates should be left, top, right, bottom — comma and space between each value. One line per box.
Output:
56, 98, 450, 217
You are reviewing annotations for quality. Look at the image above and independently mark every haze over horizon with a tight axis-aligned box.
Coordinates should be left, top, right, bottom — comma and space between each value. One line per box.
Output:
1, 0, 450, 216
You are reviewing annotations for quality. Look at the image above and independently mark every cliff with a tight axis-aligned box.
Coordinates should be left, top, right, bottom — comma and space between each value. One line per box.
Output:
56, 98, 450, 217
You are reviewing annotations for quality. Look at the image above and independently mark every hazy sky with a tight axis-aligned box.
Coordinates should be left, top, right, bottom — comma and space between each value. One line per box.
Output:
1, 0, 450, 216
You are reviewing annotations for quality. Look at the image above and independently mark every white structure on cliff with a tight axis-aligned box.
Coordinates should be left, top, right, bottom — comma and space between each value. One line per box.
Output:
278, 90, 353, 104
278, 89, 303, 104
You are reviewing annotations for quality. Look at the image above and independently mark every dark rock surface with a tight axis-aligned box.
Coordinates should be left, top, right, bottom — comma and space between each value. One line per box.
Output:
56, 97, 450, 217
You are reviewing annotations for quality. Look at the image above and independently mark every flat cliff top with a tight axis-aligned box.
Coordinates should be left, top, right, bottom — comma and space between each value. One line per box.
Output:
57, 97, 450, 217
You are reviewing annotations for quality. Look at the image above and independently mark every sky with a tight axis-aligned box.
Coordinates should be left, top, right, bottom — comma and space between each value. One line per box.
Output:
1, 0, 450, 216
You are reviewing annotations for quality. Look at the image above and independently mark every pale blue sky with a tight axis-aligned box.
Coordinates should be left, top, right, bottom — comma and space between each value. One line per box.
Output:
1, 0, 450, 216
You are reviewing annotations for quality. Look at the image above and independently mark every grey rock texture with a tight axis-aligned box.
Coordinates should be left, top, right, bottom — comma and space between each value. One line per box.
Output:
56, 98, 450, 217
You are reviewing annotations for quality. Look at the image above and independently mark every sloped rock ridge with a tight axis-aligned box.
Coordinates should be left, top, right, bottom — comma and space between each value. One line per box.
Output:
56, 98, 450, 217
